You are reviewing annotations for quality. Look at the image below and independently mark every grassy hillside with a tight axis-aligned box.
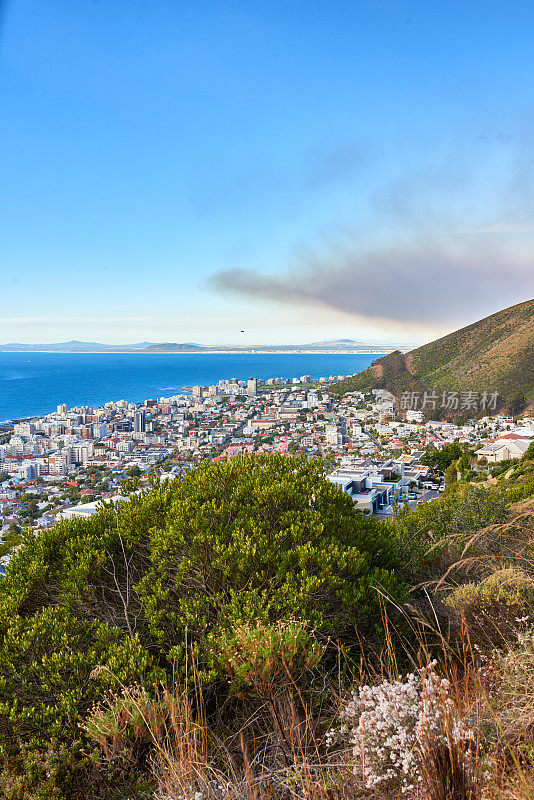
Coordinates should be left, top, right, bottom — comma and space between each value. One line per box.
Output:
332, 298, 534, 415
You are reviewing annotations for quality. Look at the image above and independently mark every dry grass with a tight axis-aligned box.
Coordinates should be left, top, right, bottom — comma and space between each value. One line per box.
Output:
150, 686, 354, 800
81, 631, 534, 800
430, 511, 534, 593
417, 667, 483, 800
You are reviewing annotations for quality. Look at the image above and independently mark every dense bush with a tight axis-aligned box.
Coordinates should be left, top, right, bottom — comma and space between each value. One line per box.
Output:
445, 568, 534, 646
0, 454, 404, 794
503, 476, 534, 503
389, 482, 508, 581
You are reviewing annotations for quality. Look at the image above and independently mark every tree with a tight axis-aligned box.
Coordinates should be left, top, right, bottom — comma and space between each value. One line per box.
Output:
444, 462, 458, 485
321, 451, 337, 473
0, 524, 23, 560
18, 500, 39, 520
421, 442, 463, 471
120, 477, 139, 494
7, 522, 21, 537
458, 452, 471, 473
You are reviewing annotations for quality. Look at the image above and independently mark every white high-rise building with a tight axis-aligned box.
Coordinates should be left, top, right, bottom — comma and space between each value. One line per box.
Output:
9, 436, 25, 453
14, 422, 35, 436
92, 422, 108, 439
17, 462, 38, 482
71, 443, 93, 464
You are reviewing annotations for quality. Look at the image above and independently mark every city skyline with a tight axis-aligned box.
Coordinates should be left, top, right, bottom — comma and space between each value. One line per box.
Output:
2, 1, 534, 345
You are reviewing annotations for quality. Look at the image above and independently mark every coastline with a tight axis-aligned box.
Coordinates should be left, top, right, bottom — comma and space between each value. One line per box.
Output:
0, 349, 390, 355
0, 351, 383, 423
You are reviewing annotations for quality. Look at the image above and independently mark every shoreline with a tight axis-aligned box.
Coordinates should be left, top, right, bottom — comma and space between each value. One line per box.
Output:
0, 352, 382, 424
0, 416, 34, 427
0, 349, 391, 355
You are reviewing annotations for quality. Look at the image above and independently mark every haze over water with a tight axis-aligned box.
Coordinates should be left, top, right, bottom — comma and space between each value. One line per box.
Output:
0, 352, 380, 422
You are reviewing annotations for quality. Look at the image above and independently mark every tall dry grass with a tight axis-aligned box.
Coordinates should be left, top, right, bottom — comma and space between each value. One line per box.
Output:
82, 619, 534, 799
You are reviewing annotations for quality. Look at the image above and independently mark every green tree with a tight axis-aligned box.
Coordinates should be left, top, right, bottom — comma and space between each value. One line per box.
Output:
7, 523, 21, 536
458, 452, 472, 473
0, 524, 22, 560
421, 442, 463, 471
321, 451, 337, 473
120, 476, 139, 494
445, 462, 458, 485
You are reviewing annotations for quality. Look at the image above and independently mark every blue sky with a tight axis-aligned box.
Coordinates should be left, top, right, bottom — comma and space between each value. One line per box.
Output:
1, 0, 534, 345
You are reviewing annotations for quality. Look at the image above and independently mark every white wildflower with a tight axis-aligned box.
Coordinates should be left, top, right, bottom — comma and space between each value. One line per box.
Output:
330, 664, 474, 793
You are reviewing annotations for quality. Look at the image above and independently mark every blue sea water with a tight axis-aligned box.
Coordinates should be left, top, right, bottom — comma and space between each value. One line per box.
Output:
0, 352, 381, 422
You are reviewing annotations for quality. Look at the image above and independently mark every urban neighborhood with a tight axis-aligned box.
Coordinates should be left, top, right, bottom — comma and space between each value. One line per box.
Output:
2, 373, 532, 555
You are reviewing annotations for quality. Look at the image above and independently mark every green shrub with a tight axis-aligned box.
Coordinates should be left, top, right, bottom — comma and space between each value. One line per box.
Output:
206, 619, 324, 696
80, 681, 169, 785
389, 482, 508, 581
134, 455, 403, 675
490, 458, 519, 478
445, 568, 534, 646
0, 454, 404, 793
502, 474, 534, 503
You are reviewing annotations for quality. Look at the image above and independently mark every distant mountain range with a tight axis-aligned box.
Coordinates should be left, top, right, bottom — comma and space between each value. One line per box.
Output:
0, 338, 403, 353
331, 298, 534, 416
0, 341, 153, 352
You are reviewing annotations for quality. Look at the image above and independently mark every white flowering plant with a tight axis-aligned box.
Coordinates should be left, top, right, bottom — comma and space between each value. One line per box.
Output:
328, 662, 476, 794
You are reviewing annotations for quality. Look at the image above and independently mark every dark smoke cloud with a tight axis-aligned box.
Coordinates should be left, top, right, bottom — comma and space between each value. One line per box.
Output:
208, 239, 533, 327
208, 134, 534, 329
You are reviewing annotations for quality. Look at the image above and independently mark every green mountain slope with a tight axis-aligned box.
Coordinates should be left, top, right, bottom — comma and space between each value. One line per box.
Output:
331, 298, 534, 416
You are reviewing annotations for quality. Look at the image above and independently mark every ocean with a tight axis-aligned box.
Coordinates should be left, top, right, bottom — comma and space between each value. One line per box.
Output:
0, 352, 380, 422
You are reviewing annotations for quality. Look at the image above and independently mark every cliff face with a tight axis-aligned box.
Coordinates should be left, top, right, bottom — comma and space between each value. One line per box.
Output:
332, 298, 534, 416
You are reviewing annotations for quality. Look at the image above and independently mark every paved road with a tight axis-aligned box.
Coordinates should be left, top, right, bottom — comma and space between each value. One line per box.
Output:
423, 489, 441, 501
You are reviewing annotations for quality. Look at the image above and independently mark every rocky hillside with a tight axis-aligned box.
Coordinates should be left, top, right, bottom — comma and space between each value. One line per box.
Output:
332, 298, 534, 416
